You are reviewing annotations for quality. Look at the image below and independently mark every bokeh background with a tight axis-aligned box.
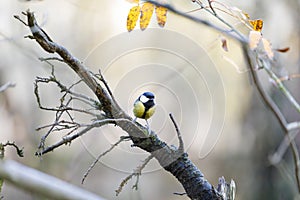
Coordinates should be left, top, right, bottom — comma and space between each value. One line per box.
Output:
0, 0, 300, 199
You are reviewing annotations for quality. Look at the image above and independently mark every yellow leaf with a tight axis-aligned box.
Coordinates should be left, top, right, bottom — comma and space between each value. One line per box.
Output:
127, 5, 141, 32
140, 2, 155, 30
155, 6, 167, 27
262, 38, 274, 59
249, 19, 263, 32
249, 30, 262, 50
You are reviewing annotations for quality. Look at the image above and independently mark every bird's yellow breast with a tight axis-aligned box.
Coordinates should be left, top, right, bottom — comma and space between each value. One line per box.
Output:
144, 106, 155, 119
133, 101, 145, 118
133, 101, 156, 119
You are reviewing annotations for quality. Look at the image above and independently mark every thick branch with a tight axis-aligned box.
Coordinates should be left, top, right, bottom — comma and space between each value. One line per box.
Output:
0, 160, 105, 200
164, 153, 221, 200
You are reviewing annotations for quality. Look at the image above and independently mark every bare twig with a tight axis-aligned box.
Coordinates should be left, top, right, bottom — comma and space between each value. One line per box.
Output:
94, 70, 113, 99
36, 118, 143, 156
39, 56, 65, 63
192, 0, 246, 40
115, 154, 154, 196
207, 0, 217, 15
1, 141, 24, 158
174, 192, 187, 196
81, 136, 131, 184
35, 91, 73, 149
169, 113, 184, 154
36, 124, 94, 156
13, 15, 28, 26
36, 120, 80, 132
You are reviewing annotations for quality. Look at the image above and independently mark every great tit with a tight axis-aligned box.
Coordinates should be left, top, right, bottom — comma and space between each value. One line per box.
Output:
133, 92, 156, 132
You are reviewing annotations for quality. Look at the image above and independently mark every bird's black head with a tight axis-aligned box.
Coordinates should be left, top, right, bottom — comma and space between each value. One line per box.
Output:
142, 92, 155, 100
139, 92, 155, 109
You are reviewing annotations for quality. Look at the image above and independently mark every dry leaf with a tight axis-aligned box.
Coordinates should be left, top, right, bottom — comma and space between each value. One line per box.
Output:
221, 37, 228, 52
249, 19, 263, 32
249, 30, 262, 50
127, 5, 141, 32
261, 38, 274, 59
140, 2, 155, 30
275, 47, 290, 53
155, 6, 168, 27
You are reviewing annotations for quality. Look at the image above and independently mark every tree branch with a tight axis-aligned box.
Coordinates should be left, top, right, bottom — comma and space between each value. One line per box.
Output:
0, 160, 106, 200
15, 10, 224, 199
1, 142, 24, 158
115, 154, 154, 196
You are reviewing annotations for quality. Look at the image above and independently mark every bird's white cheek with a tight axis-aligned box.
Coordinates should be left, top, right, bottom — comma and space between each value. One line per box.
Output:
140, 95, 149, 103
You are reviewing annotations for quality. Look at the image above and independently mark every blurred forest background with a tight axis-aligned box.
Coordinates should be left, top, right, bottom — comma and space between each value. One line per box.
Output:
0, 0, 300, 199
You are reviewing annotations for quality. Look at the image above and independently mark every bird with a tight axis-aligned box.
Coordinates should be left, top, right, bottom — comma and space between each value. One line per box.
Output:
133, 92, 156, 132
